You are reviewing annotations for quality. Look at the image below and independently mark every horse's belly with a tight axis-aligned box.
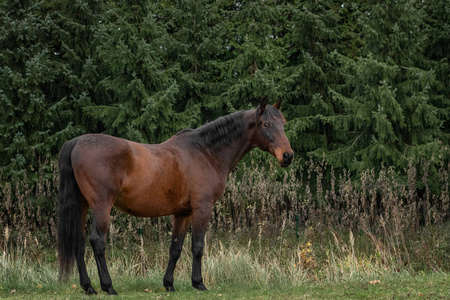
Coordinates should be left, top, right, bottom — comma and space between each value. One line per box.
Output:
114, 184, 190, 218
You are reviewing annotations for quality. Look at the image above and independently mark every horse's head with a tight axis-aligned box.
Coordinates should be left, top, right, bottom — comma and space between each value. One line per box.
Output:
251, 99, 294, 167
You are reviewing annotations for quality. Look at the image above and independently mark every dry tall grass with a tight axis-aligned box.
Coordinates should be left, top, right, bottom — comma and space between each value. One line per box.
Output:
1, 152, 449, 282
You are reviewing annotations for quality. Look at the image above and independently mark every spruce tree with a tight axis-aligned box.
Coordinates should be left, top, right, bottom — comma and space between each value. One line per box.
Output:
80, 1, 170, 142
422, 0, 450, 145
281, 0, 341, 155
0, 0, 82, 179
79, 1, 216, 143
155, 0, 226, 127
218, 0, 287, 111
328, 0, 446, 175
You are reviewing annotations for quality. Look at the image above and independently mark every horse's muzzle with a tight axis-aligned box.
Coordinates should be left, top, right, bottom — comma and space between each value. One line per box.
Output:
280, 151, 294, 167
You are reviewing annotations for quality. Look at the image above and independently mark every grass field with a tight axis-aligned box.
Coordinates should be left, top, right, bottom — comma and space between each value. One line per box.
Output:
1, 231, 449, 299
1, 273, 449, 299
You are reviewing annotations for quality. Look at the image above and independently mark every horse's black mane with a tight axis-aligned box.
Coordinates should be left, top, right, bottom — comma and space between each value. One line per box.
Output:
179, 110, 246, 151
175, 128, 194, 136
196, 110, 246, 150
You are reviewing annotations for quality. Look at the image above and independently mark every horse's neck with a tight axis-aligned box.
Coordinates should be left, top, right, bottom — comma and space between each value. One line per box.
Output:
191, 109, 256, 175
209, 129, 254, 175
214, 138, 253, 175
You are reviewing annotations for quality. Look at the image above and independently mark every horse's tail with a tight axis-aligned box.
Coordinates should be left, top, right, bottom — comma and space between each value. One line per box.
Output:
57, 137, 81, 281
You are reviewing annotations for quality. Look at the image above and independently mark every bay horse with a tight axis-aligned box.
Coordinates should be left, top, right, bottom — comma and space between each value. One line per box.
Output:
57, 99, 293, 295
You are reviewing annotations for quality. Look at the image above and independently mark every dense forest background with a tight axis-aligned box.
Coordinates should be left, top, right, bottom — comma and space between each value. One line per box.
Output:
1, 0, 449, 199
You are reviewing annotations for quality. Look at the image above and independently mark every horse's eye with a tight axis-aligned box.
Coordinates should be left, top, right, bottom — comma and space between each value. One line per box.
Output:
263, 123, 269, 128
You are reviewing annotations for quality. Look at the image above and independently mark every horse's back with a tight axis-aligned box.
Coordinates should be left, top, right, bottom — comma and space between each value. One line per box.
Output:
72, 134, 134, 172
69, 133, 226, 217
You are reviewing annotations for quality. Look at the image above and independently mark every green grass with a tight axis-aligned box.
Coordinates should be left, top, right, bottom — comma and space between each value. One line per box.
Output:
1, 229, 449, 299
0, 273, 448, 299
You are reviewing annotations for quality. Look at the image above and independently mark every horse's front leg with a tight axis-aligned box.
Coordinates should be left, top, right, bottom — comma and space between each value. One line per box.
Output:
190, 204, 213, 291
164, 214, 191, 292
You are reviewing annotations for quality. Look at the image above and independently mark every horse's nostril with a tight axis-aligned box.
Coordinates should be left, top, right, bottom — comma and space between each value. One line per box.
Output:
283, 152, 293, 163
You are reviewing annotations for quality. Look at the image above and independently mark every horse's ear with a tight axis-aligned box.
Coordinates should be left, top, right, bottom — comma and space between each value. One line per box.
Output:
274, 98, 282, 110
258, 98, 267, 115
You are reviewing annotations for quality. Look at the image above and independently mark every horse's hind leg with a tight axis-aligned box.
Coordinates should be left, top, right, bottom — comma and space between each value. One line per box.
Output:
76, 198, 97, 295
90, 208, 118, 295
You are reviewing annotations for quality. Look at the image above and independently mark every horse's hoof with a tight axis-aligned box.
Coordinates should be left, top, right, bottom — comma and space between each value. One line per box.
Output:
165, 285, 176, 292
106, 287, 118, 295
193, 282, 207, 291
86, 286, 98, 295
